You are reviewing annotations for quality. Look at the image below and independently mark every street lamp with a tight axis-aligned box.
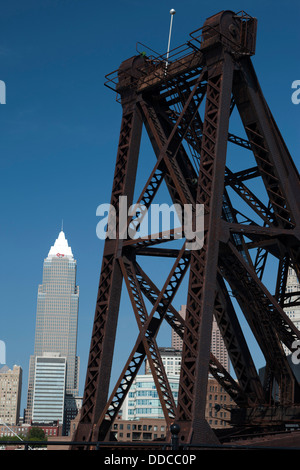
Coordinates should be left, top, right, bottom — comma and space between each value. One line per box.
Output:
165, 9, 176, 74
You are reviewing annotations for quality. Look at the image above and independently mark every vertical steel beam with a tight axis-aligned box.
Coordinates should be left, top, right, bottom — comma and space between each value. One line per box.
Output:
176, 50, 235, 444
72, 61, 143, 445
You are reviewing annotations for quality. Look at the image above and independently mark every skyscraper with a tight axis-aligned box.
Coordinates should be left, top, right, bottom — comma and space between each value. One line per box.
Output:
25, 230, 80, 433
171, 305, 186, 351
171, 305, 230, 372
32, 353, 66, 425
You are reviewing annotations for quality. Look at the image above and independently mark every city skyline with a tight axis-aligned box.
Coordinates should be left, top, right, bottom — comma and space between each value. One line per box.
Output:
0, 0, 298, 418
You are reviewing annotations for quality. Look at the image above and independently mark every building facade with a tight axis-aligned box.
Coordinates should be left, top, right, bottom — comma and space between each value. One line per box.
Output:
121, 373, 233, 430
145, 347, 182, 376
284, 267, 300, 329
171, 305, 230, 371
117, 374, 233, 441
206, 378, 234, 429
0, 365, 22, 425
281, 267, 300, 356
25, 230, 80, 434
0, 422, 60, 440
121, 309, 231, 426
121, 374, 179, 421
0, 422, 30, 438
64, 395, 82, 435
171, 305, 186, 350
112, 418, 167, 441
32, 353, 66, 425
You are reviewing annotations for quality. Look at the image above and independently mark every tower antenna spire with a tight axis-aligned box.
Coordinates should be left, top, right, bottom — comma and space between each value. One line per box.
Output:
165, 9, 176, 74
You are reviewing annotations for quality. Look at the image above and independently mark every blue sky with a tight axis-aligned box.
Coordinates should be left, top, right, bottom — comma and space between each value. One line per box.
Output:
0, 0, 299, 414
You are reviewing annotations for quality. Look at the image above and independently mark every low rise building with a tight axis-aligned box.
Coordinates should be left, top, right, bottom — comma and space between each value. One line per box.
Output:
112, 417, 167, 441
206, 378, 234, 429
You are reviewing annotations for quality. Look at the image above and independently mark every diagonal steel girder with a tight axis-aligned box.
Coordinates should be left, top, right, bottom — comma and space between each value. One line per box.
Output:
93, 243, 190, 441
119, 256, 177, 424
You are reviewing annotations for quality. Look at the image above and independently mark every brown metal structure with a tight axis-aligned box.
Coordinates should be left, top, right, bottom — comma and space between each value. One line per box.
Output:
72, 10, 300, 447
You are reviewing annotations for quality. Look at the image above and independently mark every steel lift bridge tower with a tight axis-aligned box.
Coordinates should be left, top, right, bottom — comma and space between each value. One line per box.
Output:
73, 11, 300, 447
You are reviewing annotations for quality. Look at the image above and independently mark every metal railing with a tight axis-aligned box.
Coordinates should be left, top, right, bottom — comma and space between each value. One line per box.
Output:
104, 10, 256, 100
0, 438, 299, 450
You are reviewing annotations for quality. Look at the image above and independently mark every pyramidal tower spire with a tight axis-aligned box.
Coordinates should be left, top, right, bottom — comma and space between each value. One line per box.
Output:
47, 227, 73, 259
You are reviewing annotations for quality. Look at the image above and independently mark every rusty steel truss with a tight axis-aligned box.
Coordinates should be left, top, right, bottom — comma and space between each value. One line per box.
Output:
73, 10, 300, 447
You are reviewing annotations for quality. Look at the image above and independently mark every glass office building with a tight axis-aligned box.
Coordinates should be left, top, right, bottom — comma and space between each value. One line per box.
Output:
121, 374, 179, 420
32, 353, 66, 424
25, 230, 80, 432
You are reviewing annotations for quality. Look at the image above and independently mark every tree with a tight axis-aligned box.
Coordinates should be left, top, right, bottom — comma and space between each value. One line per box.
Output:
28, 427, 46, 441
